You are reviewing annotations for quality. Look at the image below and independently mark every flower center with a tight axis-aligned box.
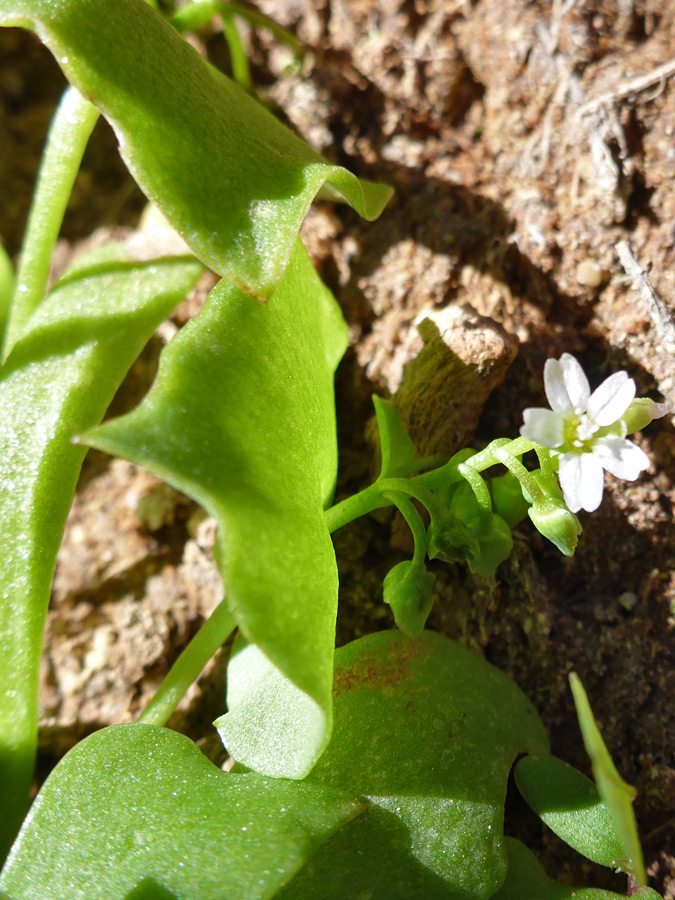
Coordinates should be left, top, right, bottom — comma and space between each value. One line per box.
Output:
564, 412, 599, 449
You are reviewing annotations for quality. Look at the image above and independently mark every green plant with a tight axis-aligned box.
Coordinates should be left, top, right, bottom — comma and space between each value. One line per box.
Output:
0, 1, 667, 897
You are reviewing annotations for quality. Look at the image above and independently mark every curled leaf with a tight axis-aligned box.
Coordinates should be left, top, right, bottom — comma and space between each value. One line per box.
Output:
0, 0, 392, 299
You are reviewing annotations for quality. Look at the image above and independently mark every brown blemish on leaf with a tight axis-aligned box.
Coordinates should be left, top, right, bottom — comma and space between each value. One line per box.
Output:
334, 637, 423, 695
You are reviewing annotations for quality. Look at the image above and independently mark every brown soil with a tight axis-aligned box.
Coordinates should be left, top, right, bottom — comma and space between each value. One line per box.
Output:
2, 1, 674, 895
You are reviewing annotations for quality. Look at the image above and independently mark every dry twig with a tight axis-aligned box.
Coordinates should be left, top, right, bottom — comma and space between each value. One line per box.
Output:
616, 241, 675, 352
578, 58, 675, 115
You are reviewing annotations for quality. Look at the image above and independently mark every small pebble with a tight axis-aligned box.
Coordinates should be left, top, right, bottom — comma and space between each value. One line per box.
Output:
618, 591, 639, 611
576, 260, 605, 288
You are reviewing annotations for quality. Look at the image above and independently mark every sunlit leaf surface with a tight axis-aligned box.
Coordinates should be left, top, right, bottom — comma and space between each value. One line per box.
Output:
0, 725, 362, 900
85, 241, 348, 778
0, 246, 202, 859
515, 755, 624, 867
266, 630, 550, 899
0, 0, 392, 299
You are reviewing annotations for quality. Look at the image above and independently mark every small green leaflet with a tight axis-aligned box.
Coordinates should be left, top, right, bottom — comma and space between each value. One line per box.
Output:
570, 673, 647, 886
515, 755, 624, 867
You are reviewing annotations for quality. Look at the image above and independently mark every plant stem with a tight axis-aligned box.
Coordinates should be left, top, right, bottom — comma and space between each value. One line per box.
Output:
325, 482, 390, 533
171, 0, 303, 58
2, 88, 98, 359
220, 7, 252, 90
533, 444, 554, 482
394, 453, 449, 477
457, 463, 492, 513
220, 0, 304, 56
138, 601, 237, 727
326, 437, 540, 533
384, 491, 428, 565
492, 444, 544, 503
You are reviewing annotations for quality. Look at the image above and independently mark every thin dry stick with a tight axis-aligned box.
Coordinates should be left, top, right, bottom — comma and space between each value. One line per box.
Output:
578, 57, 675, 115
616, 241, 675, 351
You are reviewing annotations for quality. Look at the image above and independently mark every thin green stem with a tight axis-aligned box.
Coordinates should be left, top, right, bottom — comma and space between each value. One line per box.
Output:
465, 436, 534, 473
533, 444, 554, 482
457, 463, 492, 514
171, 1, 216, 29
393, 453, 449, 478
2, 88, 99, 359
414, 447, 476, 492
384, 491, 428, 565
326, 437, 541, 534
171, 0, 303, 57
384, 477, 443, 519
221, 7, 252, 90
325, 482, 389, 533
491, 444, 544, 503
139, 601, 237, 727
221, 0, 304, 56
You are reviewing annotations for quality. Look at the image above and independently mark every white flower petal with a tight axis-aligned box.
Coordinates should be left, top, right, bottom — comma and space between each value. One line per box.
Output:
544, 358, 573, 414
520, 408, 564, 447
559, 452, 604, 513
587, 371, 636, 426
593, 437, 649, 481
560, 353, 591, 411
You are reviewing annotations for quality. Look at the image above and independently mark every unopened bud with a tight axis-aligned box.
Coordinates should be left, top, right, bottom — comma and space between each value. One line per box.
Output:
427, 510, 480, 567
621, 398, 668, 435
383, 560, 435, 638
528, 498, 582, 557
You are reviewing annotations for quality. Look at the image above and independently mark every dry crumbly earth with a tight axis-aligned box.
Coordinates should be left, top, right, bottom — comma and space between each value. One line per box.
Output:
1, 0, 675, 894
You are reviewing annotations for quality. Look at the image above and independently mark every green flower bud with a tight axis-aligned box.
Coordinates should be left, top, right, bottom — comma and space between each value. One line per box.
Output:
528, 498, 582, 557
427, 509, 480, 567
462, 511, 513, 577
383, 560, 435, 638
430, 483, 513, 576
620, 398, 668, 435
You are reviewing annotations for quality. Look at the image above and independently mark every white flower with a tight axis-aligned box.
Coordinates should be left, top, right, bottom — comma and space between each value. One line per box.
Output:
520, 353, 666, 514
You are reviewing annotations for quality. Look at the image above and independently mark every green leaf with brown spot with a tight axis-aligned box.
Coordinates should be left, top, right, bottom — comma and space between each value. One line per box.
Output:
228, 630, 550, 899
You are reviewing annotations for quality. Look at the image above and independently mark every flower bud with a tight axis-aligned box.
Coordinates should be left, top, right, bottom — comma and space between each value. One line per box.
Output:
429, 484, 513, 576
620, 398, 668, 435
383, 560, 435, 638
528, 498, 582, 557
427, 510, 480, 567
463, 511, 513, 577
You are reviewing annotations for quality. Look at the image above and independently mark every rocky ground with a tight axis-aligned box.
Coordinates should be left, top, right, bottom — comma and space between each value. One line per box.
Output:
1, 0, 674, 894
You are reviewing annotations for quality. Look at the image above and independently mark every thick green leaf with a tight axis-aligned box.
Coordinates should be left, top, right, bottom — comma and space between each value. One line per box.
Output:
0, 724, 362, 900
491, 839, 663, 900
372, 395, 415, 478
84, 240, 348, 778
0, 247, 202, 860
270, 630, 549, 899
515, 755, 624, 867
217, 635, 331, 780
570, 674, 647, 886
0, 0, 392, 300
